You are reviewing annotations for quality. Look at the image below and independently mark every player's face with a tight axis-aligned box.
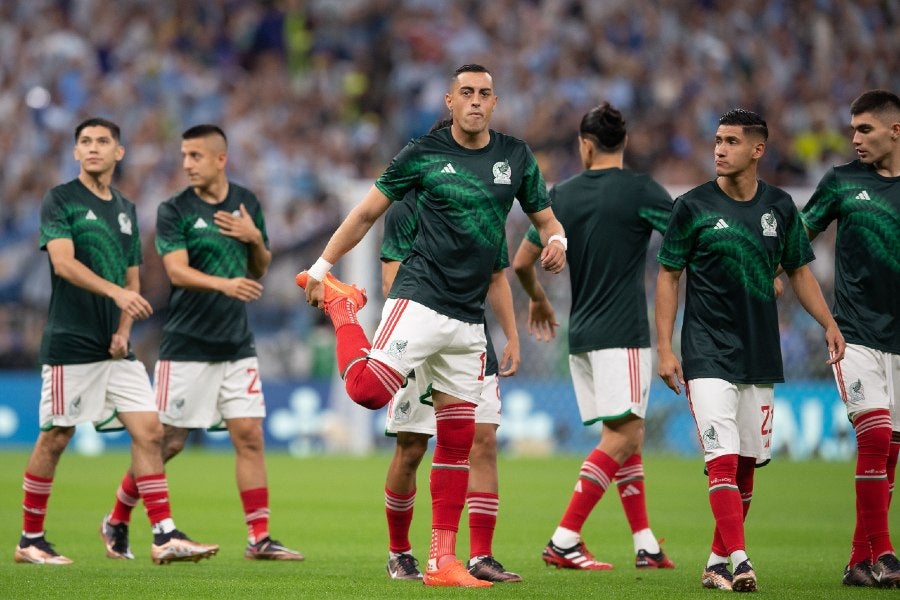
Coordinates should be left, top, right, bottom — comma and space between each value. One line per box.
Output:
850, 111, 899, 166
445, 71, 497, 136
181, 136, 226, 190
73, 126, 123, 176
714, 125, 764, 177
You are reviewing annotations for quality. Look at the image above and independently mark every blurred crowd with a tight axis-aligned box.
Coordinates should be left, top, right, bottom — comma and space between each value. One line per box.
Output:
0, 0, 895, 379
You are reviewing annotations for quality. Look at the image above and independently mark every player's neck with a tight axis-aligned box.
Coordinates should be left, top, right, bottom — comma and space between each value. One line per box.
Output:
871, 152, 900, 178
193, 179, 229, 204
716, 171, 759, 202
451, 125, 490, 150
587, 154, 623, 170
78, 172, 114, 200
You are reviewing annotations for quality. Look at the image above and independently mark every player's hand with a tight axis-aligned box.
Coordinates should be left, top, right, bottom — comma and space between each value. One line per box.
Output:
528, 297, 558, 341
498, 339, 520, 377
773, 275, 784, 299
111, 288, 153, 320
824, 324, 846, 365
214, 204, 262, 244
108, 333, 128, 359
657, 349, 685, 395
221, 277, 264, 302
540, 242, 566, 274
305, 276, 325, 309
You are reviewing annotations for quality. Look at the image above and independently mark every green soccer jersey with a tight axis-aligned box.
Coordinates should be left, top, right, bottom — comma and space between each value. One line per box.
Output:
38, 179, 142, 365
801, 161, 899, 353
657, 180, 814, 384
376, 127, 550, 324
525, 168, 672, 353
156, 183, 269, 361
381, 192, 503, 376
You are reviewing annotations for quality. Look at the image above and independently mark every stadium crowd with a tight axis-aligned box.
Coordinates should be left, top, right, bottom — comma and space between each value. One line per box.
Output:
0, 0, 896, 378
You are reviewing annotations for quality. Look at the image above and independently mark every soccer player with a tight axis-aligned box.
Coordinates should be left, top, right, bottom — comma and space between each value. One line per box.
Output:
655, 109, 845, 592
512, 102, 675, 571
297, 64, 566, 587
15, 117, 218, 565
800, 89, 900, 588
381, 176, 521, 583
101, 125, 303, 561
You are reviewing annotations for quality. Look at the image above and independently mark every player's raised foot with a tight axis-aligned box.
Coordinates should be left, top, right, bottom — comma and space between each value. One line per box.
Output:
245, 537, 304, 561
387, 552, 423, 580
467, 555, 523, 582
635, 547, 675, 569
424, 559, 493, 587
701, 563, 733, 590
295, 271, 367, 312
100, 513, 134, 559
151, 530, 219, 565
842, 560, 876, 587
732, 560, 757, 592
14, 535, 73, 565
542, 540, 613, 570
873, 552, 900, 588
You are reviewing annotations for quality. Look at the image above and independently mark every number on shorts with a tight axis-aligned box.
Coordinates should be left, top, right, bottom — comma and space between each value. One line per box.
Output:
247, 367, 261, 395
760, 405, 773, 436
477, 352, 486, 381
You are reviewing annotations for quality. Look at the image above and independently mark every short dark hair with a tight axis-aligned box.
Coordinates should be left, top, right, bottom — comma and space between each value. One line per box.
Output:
429, 118, 453, 133
453, 64, 490, 80
580, 102, 626, 152
850, 90, 900, 117
182, 124, 228, 145
719, 108, 768, 141
75, 117, 121, 142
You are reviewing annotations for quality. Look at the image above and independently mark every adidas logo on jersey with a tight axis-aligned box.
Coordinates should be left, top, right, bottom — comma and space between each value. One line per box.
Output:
441, 163, 456, 174
713, 218, 729, 230
855, 190, 870, 200
193, 217, 208, 229
86, 210, 97, 220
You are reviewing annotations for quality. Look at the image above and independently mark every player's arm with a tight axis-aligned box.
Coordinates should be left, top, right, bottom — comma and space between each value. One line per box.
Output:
162, 249, 263, 302
45, 238, 152, 321
511, 236, 558, 341
305, 185, 392, 308
381, 260, 400, 299
526, 207, 566, 274
785, 264, 845, 364
486, 269, 520, 377
109, 266, 142, 359
655, 265, 684, 395
213, 203, 271, 279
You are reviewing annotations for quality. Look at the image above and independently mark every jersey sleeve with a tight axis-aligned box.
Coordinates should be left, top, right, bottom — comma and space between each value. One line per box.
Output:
374, 141, 421, 202
492, 232, 510, 271
638, 177, 674, 234
251, 197, 270, 250
516, 145, 551, 214
155, 200, 186, 257
780, 204, 815, 270
38, 188, 71, 249
126, 202, 142, 267
380, 193, 418, 262
800, 167, 840, 233
656, 195, 694, 269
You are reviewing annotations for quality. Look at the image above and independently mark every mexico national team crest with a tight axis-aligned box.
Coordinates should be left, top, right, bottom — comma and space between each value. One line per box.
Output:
387, 339, 408, 360
394, 398, 412, 424
760, 211, 777, 237
118, 213, 133, 235
492, 160, 512, 185
848, 379, 865, 402
702, 425, 723, 450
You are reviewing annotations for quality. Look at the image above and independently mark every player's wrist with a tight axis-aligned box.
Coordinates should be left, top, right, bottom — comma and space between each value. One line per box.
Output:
307, 257, 332, 282
548, 234, 567, 251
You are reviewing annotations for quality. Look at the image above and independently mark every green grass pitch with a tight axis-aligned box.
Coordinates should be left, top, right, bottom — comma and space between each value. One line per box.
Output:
0, 450, 893, 599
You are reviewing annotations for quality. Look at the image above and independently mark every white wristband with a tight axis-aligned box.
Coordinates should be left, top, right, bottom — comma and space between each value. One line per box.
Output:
548, 234, 568, 251
307, 257, 333, 282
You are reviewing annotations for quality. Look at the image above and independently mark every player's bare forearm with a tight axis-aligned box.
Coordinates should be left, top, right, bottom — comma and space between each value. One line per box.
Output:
512, 238, 557, 340
527, 208, 566, 274
487, 269, 517, 348
786, 264, 846, 363
320, 186, 391, 265
655, 266, 684, 393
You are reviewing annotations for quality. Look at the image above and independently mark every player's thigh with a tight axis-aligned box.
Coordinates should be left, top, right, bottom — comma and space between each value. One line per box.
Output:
686, 378, 741, 461
834, 343, 892, 420
735, 383, 774, 462
154, 360, 225, 428
418, 319, 485, 405
219, 357, 266, 422
569, 348, 650, 424
38, 362, 111, 429
891, 352, 900, 430
369, 299, 449, 376
475, 374, 501, 426
386, 373, 436, 436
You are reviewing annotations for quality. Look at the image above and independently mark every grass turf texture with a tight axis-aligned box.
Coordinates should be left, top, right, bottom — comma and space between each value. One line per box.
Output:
0, 451, 893, 599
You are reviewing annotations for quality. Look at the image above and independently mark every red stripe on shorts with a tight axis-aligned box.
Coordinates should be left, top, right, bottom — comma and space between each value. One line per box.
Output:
628, 348, 639, 404
156, 360, 169, 412
374, 298, 408, 350
52, 365, 64, 416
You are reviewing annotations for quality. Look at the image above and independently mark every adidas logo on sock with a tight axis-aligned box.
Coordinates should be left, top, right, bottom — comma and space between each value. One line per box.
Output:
855, 190, 870, 200
619, 484, 642, 497
441, 163, 456, 174
713, 218, 729, 230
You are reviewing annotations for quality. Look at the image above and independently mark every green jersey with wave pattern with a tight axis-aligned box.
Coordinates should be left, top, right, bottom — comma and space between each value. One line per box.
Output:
657, 180, 813, 384
380, 192, 504, 375
526, 168, 672, 353
156, 183, 269, 361
375, 128, 549, 324
801, 161, 899, 353
39, 179, 142, 364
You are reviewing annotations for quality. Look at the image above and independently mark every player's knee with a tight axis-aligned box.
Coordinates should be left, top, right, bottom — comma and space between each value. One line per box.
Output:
344, 360, 399, 410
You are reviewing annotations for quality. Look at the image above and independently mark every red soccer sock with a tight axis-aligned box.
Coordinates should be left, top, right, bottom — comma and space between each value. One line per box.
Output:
429, 403, 475, 565
343, 359, 404, 410
736, 455, 756, 519
615, 453, 649, 533
706, 454, 744, 555
21, 472, 53, 535
110, 471, 139, 525
326, 297, 361, 332
135, 474, 173, 527
854, 410, 893, 560
333, 319, 371, 376
240, 487, 270, 544
385, 487, 416, 554
888, 432, 900, 505
467, 492, 498, 558
559, 448, 620, 533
